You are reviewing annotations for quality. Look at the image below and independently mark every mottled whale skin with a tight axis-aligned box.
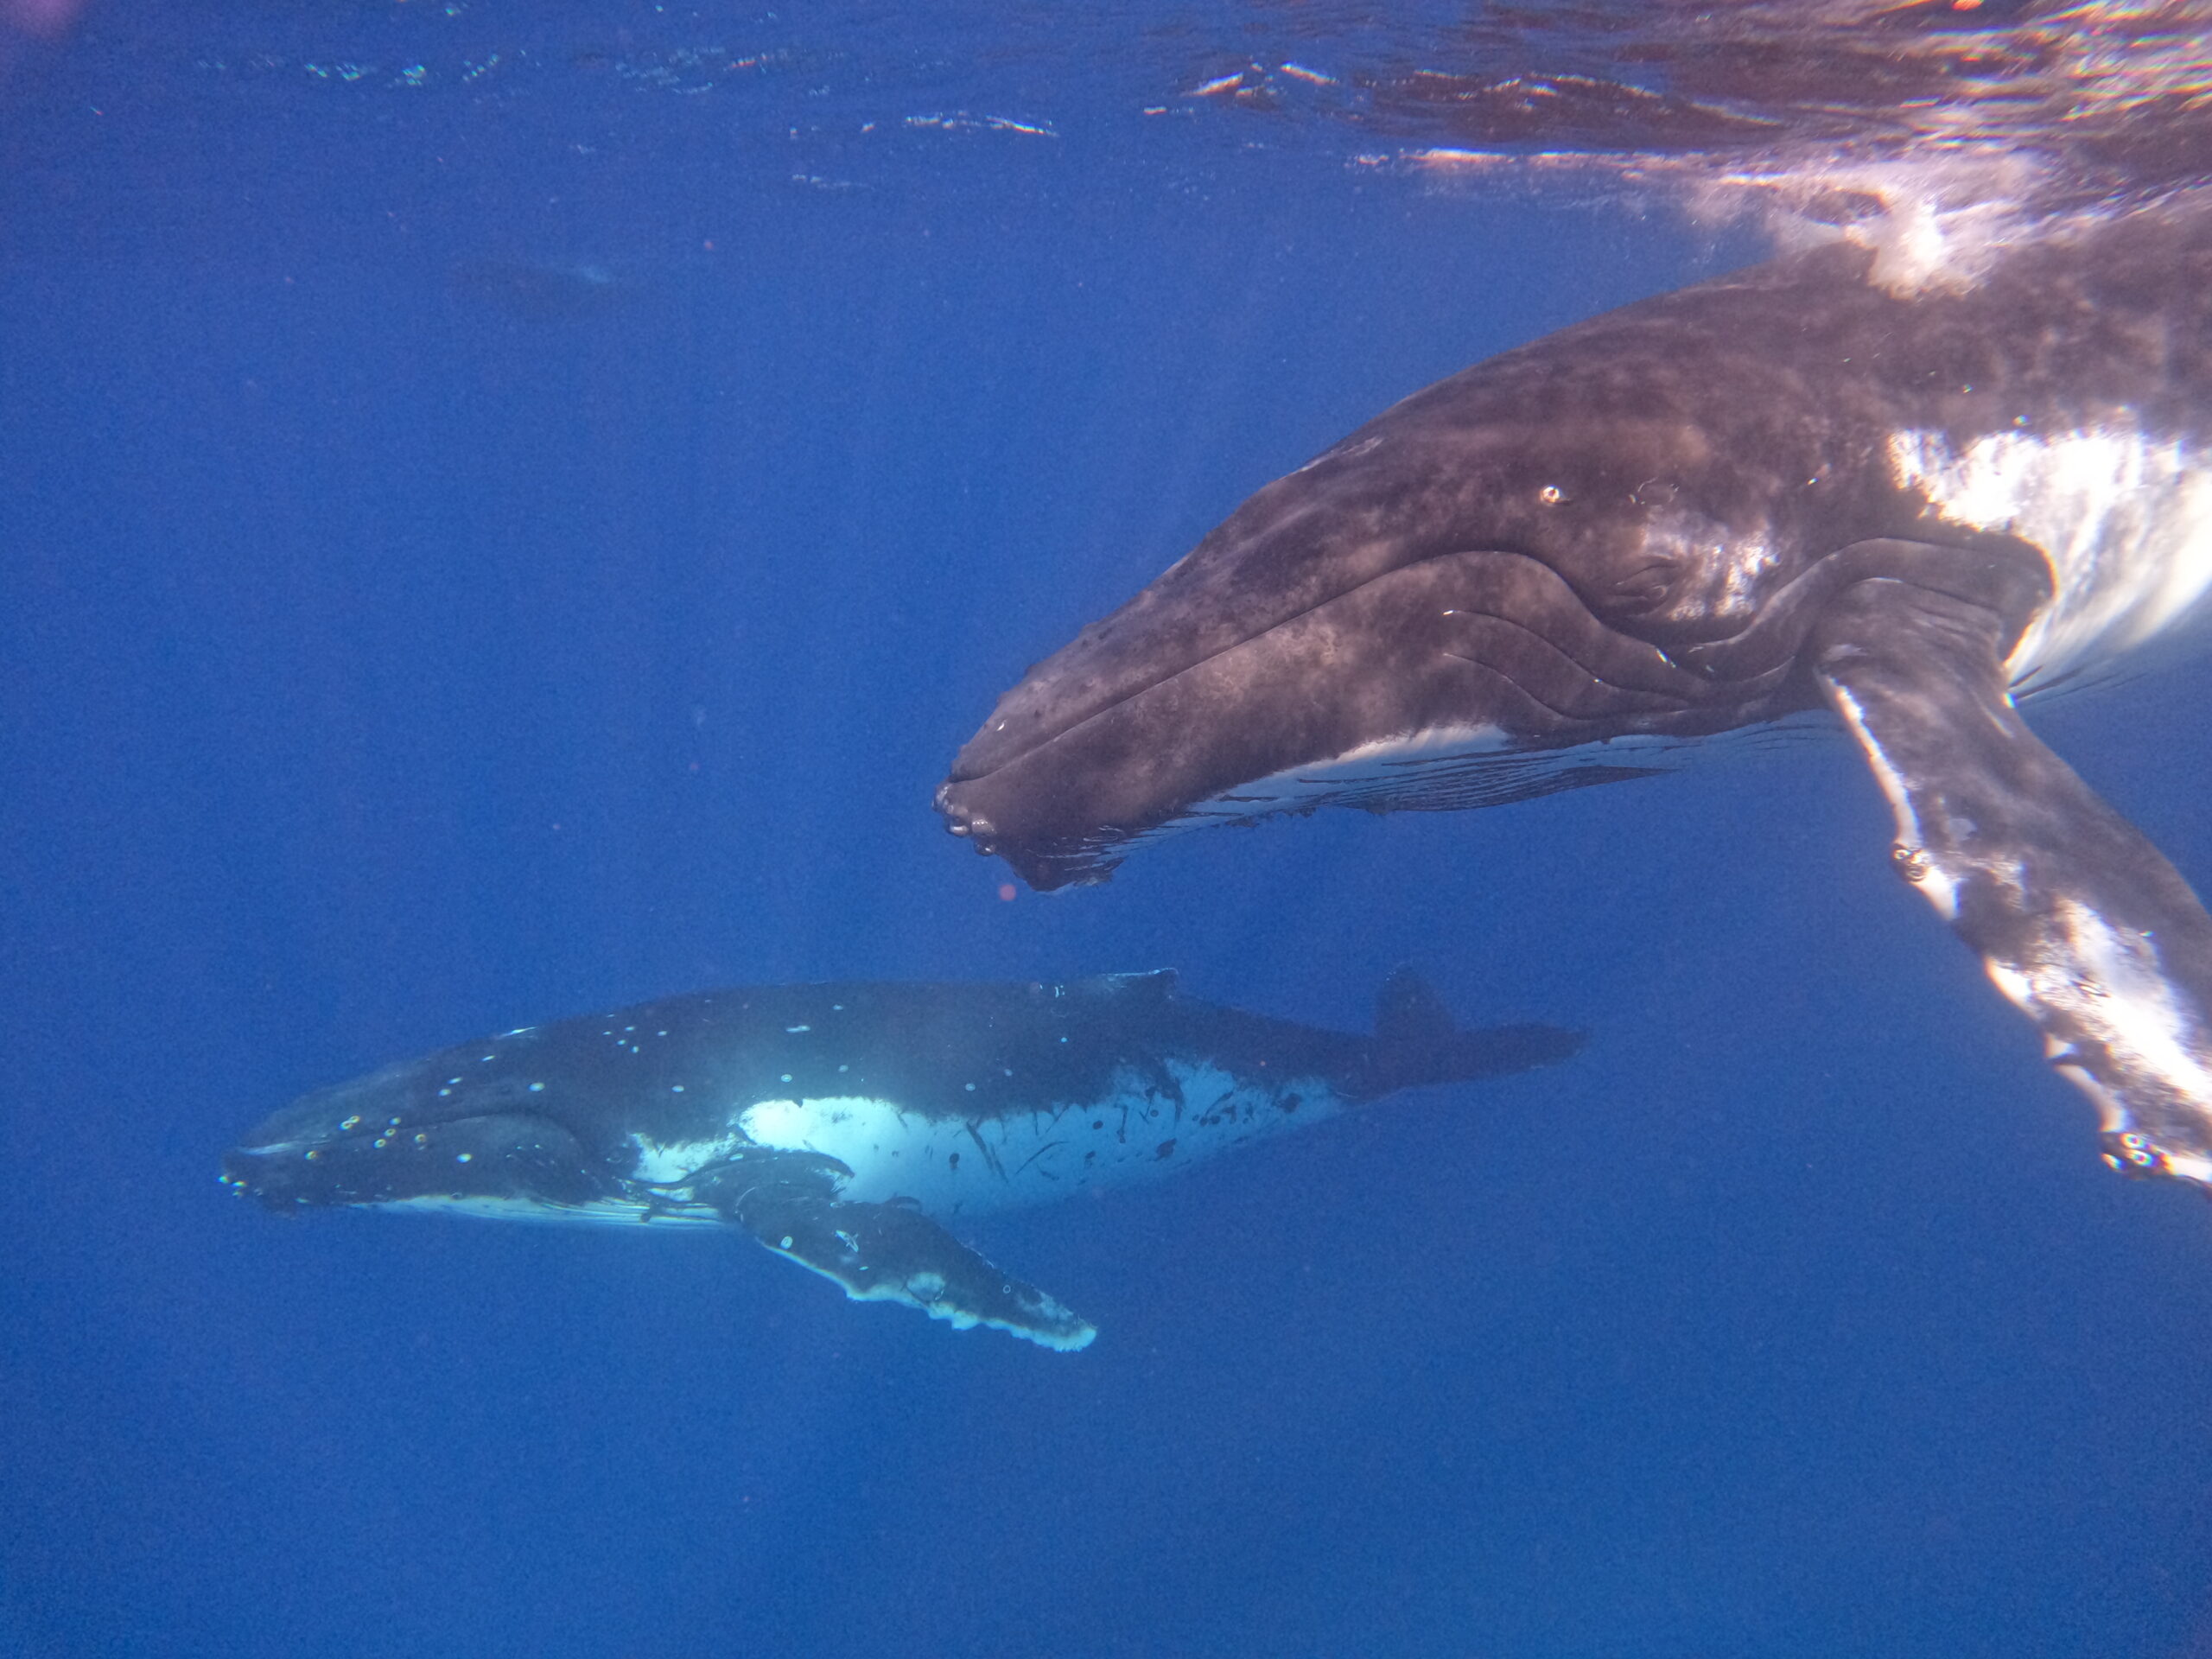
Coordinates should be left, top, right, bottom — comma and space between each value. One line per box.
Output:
938, 207, 2212, 1193
223, 971, 1579, 1350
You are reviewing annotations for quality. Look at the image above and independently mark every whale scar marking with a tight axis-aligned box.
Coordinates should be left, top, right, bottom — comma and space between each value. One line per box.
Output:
1014, 1140, 1065, 1176
965, 1120, 1007, 1182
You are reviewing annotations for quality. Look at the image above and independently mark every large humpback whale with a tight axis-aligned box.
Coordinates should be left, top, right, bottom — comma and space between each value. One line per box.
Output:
222, 971, 1577, 1350
937, 207, 2212, 1193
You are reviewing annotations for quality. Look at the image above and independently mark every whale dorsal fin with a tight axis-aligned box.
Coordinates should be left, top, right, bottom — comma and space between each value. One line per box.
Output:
1360, 967, 1584, 1097
1376, 966, 1456, 1053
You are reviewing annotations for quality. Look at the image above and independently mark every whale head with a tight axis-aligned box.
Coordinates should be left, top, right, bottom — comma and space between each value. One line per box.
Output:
944, 346, 1874, 883
220, 1050, 607, 1216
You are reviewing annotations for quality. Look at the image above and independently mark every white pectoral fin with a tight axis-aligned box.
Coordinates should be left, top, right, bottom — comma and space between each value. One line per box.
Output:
729, 1180, 1096, 1351
1812, 565, 2212, 1189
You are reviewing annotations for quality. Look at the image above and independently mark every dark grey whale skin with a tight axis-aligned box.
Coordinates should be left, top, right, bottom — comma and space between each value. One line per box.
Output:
938, 209, 2212, 1194
940, 213, 2212, 887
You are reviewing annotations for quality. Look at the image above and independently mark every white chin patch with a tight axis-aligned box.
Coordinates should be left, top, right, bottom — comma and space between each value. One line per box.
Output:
1141, 717, 1827, 851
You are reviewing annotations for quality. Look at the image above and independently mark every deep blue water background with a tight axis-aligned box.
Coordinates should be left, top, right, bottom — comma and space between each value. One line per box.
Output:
6, 9, 2212, 1656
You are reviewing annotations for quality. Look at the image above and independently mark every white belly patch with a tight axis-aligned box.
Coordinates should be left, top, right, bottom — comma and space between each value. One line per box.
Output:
378, 1192, 724, 1227
1887, 423, 2212, 689
734, 1063, 1340, 1216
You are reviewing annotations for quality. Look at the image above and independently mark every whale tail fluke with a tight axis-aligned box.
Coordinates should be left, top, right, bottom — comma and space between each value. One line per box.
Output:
1363, 966, 1584, 1097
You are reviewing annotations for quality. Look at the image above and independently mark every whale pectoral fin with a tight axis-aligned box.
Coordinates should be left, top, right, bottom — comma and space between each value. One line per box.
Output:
1810, 564, 2212, 1190
731, 1186, 1096, 1351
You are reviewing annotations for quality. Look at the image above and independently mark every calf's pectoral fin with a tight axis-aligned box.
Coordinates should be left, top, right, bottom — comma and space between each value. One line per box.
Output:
1808, 544, 2212, 1189
729, 1183, 1096, 1351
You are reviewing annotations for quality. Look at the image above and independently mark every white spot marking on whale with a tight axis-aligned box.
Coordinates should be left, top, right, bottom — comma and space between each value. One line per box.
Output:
2048, 900, 2212, 1103
1824, 683, 1958, 920
380, 1193, 722, 1227
1636, 505, 1778, 620
1970, 894, 2212, 1177
770, 1242, 1095, 1350
1887, 424, 2212, 689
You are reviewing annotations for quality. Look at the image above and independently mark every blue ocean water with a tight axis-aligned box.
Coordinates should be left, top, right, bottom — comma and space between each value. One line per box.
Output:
4, 6, 2212, 1656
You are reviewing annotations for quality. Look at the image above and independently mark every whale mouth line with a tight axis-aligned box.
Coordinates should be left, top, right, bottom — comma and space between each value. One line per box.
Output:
949, 526, 2055, 816
947, 545, 1547, 793
945, 537, 1794, 804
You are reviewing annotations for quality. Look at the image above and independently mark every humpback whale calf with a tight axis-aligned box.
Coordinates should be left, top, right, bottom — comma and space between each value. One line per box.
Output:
938, 207, 2212, 1192
223, 971, 1577, 1349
